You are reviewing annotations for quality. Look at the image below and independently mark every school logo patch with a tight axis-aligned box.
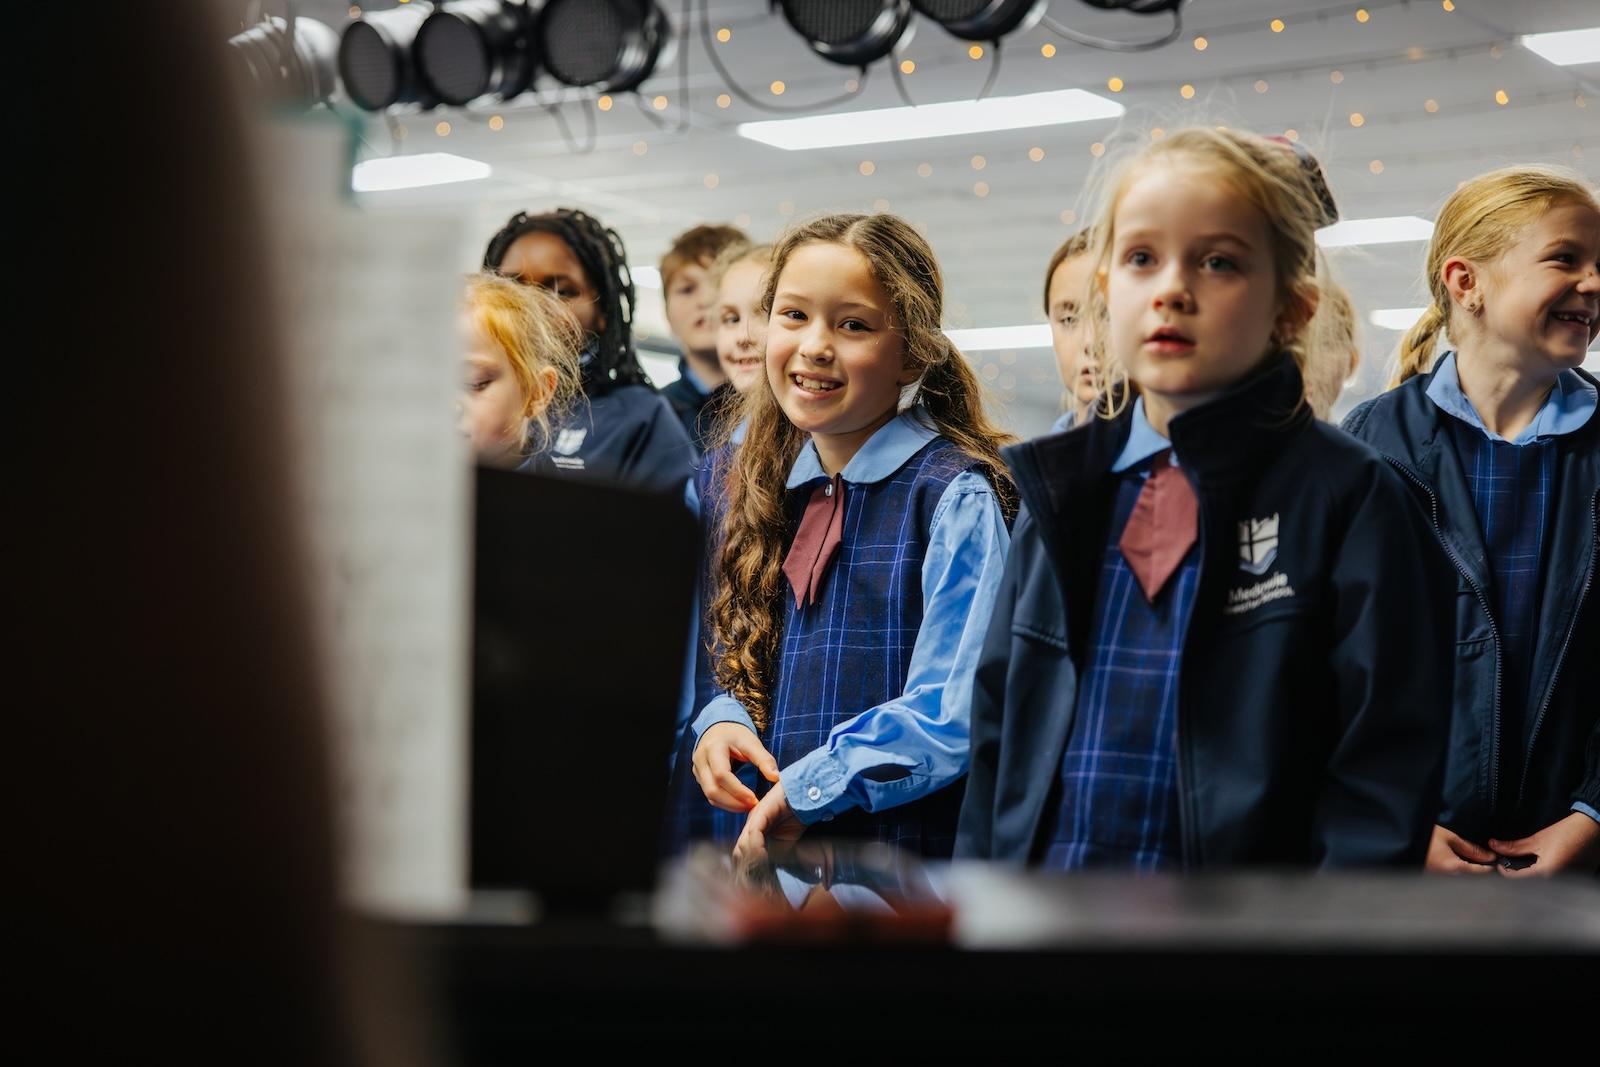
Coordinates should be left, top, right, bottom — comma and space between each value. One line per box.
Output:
553, 427, 588, 456
1237, 514, 1279, 575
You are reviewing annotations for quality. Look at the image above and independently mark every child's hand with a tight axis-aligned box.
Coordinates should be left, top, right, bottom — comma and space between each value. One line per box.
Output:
1425, 824, 1498, 873
691, 722, 780, 813
1490, 813, 1600, 878
732, 781, 807, 865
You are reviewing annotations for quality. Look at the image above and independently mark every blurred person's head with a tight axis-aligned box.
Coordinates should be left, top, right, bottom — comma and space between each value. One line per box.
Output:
459, 273, 582, 466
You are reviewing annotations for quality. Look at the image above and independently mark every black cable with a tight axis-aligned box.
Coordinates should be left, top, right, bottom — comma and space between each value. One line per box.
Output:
674, 0, 691, 132
977, 40, 1003, 100
1041, 5, 1183, 53
890, 53, 916, 107
383, 111, 406, 154
633, 90, 671, 127
543, 94, 598, 154
698, 0, 868, 114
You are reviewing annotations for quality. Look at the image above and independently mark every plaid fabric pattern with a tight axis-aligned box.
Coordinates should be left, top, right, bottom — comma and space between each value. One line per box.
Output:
759, 437, 977, 856
1444, 418, 1556, 786
1039, 462, 1199, 871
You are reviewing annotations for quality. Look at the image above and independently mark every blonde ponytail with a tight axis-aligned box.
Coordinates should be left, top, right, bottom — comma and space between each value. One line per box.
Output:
1392, 302, 1446, 387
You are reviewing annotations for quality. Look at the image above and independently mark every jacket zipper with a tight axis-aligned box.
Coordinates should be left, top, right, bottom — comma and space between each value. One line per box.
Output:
1383, 457, 1505, 811
1518, 488, 1599, 809
1175, 521, 1202, 870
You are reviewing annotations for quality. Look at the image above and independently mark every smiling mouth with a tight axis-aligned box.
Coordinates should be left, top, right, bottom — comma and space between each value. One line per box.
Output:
791, 372, 842, 393
1551, 309, 1594, 329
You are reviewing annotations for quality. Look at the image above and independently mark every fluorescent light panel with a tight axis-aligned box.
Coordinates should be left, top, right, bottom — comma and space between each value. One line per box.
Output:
351, 153, 491, 192
738, 89, 1125, 151
946, 325, 1052, 351
1520, 27, 1600, 66
1369, 307, 1427, 331
1316, 215, 1435, 248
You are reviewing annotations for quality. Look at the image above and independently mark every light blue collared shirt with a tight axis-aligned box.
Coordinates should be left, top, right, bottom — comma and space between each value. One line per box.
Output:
1427, 352, 1600, 828
678, 356, 716, 397
1111, 397, 1175, 473
688, 411, 1011, 824
1425, 352, 1597, 445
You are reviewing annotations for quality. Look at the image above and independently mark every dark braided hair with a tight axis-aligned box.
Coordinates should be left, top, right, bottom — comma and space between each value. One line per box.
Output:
483, 207, 648, 393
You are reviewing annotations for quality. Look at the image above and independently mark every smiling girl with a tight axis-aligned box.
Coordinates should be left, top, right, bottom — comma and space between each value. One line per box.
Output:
1344, 165, 1600, 877
683, 213, 1015, 860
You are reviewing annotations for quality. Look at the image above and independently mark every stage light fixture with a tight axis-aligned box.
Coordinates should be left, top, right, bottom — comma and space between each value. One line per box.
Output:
538, 0, 670, 92
910, 0, 1047, 42
777, 0, 913, 67
339, 3, 437, 112
228, 15, 340, 109
416, 1, 537, 106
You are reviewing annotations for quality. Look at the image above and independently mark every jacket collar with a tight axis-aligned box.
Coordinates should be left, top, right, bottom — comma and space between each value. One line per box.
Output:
1008, 352, 1312, 522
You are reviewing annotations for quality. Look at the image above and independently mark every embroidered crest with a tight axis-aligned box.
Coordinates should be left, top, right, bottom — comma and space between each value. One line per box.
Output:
1237, 514, 1279, 575
553, 427, 587, 456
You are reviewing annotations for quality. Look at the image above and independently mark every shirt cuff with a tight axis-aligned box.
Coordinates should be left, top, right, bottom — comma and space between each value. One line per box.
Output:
691, 694, 757, 747
1571, 801, 1600, 826
781, 748, 855, 826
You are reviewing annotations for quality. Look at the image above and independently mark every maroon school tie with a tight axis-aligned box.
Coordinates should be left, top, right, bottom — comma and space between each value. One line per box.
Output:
782, 474, 847, 608
1117, 450, 1198, 602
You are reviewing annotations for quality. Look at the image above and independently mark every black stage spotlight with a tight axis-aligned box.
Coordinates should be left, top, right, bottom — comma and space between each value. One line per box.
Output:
910, 0, 1047, 41
416, 1, 537, 107
339, 2, 437, 112
778, 0, 913, 67
228, 15, 340, 109
538, 0, 669, 92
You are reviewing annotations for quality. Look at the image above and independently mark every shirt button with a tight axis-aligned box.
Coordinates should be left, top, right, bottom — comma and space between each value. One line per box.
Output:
806, 785, 822, 802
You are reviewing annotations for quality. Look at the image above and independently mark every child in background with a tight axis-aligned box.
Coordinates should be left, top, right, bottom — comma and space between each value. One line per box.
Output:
671, 240, 773, 752
686, 213, 1015, 860
1044, 230, 1103, 431
657, 224, 750, 453
662, 241, 774, 849
1343, 165, 1600, 876
458, 273, 583, 470
708, 241, 775, 429
957, 127, 1452, 869
1300, 252, 1363, 420
484, 208, 694, 492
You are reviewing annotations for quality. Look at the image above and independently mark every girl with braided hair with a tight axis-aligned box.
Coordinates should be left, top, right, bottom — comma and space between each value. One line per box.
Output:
484, 207, 693, 492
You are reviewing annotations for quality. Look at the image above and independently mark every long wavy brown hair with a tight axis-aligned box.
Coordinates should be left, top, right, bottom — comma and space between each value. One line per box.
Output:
707, 213, 1016, 732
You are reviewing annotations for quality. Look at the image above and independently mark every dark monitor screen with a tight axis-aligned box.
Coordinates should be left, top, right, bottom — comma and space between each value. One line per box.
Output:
470, 466, 697, 906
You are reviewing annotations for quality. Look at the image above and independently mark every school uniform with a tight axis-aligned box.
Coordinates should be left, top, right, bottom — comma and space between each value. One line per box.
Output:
1343, 354, 1600, 844
521, 345, 694, 493
956, 353, 1454, 868
681, 410, 1011, 856
658, 357, 730, 455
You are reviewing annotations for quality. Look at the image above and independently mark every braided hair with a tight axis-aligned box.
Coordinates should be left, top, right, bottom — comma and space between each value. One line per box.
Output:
483, 207, 648, 393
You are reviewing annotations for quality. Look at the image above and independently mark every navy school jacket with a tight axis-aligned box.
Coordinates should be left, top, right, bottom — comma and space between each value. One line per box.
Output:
530, 380, 694, 494
1343, 367, 1600, 842
955, 354, 1455, 867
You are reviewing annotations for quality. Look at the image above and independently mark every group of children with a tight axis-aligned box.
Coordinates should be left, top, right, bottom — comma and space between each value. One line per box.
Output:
457, 124, 1599, 876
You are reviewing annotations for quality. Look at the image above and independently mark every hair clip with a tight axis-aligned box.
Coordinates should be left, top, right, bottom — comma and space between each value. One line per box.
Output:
1266, 136, 1340, 227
